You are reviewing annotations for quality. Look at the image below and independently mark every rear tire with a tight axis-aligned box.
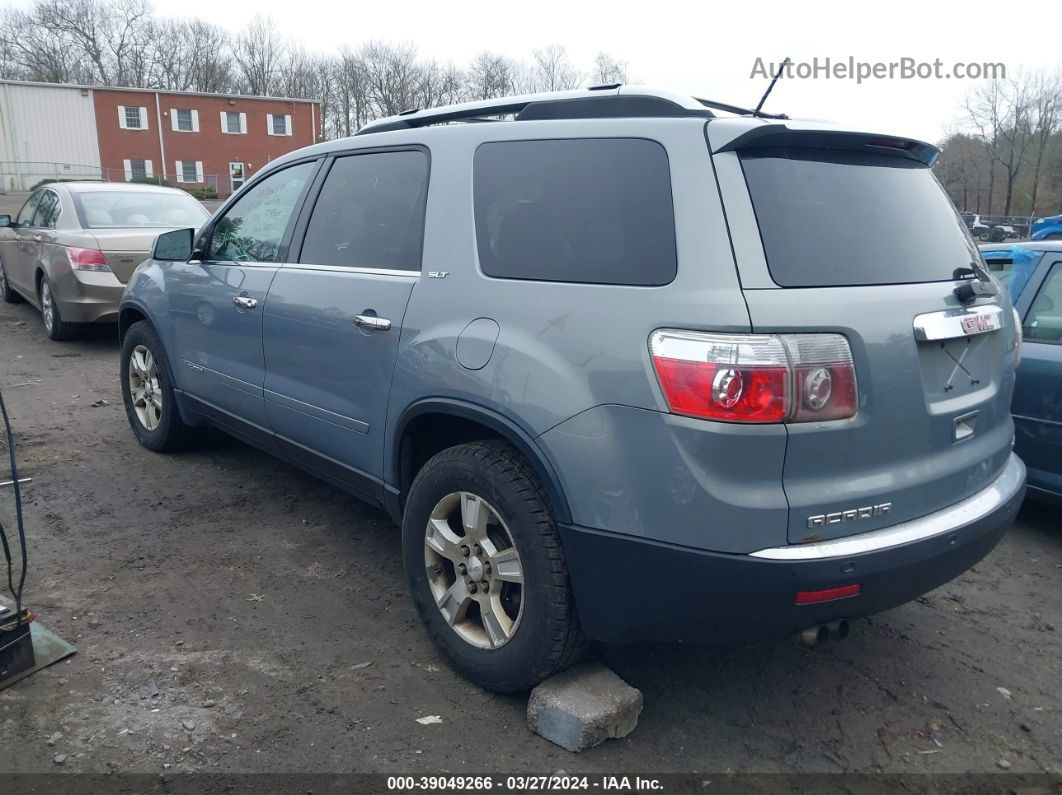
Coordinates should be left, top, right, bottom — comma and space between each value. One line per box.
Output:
120, 321, 192, 452
39, 276, 77, 341
402, 440, 586, 692
0, 257, 21, 303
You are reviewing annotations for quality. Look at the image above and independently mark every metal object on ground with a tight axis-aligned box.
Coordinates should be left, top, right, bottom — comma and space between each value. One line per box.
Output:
0, 598, 76, 691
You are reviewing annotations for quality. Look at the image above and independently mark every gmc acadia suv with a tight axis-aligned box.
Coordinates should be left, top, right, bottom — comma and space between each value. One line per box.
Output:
117, 87, 1026, 692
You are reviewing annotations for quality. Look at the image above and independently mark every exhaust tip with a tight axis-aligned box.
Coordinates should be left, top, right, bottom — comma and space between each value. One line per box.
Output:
827, 619, 851, 641
799, 625, 829, 648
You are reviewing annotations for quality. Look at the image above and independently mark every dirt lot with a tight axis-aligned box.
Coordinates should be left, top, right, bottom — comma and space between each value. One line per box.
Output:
0, 274, 1060, 779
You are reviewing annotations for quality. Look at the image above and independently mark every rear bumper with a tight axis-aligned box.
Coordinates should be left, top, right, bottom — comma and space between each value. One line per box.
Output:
560, 453, 1025, 645
52, 269, 124, 323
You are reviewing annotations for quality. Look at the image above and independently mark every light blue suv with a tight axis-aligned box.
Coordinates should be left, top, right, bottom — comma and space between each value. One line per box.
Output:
118, 87, 1026, 692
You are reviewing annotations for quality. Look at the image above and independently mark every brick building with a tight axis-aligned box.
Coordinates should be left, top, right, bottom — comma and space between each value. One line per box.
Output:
0, 80, 322, 196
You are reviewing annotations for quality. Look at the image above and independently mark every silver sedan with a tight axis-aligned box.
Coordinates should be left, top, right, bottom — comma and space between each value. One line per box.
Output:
0, 181, 208, 340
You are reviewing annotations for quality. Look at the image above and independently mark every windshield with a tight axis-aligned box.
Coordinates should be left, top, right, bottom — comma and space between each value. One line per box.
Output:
740, 148, 978, 287
73, 191, 209, 229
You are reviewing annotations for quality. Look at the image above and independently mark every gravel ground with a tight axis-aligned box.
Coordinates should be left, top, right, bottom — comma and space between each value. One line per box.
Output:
0, 264, 1060, 778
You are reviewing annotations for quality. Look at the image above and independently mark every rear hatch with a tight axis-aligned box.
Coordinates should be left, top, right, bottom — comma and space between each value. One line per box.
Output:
88, 229, 159, 283
721, 139, 1018, 544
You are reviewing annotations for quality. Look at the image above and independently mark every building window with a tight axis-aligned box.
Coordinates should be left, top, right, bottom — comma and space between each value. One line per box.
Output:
118, 105, 148, 130
122, 158, 153, 181
268, 113, 292, 136
175, 160, 203, 184
221, 111, 246, 134
172, 108, 199, 132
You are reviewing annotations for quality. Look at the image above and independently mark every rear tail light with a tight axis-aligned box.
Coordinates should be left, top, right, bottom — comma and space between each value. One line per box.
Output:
66, 247, 110, 272
649, 330, 858, 424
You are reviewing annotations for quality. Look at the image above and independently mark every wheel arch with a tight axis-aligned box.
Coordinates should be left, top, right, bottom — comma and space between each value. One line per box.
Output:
391, 398, 572, 526
118, 303, 151, 341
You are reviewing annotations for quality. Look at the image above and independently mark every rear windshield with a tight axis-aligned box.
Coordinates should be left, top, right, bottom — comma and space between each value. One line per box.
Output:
740, 148, 977, 287
73, 191, 208, 229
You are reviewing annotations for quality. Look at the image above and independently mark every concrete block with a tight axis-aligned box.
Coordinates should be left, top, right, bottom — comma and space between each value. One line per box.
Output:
527, 663, 642, 752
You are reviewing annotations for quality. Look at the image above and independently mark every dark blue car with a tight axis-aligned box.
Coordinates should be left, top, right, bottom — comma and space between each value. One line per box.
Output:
982, 242, 1062, 501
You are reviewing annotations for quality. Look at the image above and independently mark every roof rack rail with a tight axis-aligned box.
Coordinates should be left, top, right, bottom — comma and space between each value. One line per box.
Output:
355, 86, 786, 135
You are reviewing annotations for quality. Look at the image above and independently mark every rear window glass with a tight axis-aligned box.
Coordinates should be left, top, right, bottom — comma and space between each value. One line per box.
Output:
741, 148, 978, 287
474, 138, 677, 286
73, 191, 208, 229
299, 150, 428, 271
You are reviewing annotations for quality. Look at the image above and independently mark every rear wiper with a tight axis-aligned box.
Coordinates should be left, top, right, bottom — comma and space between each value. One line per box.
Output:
953, 261, 998, 305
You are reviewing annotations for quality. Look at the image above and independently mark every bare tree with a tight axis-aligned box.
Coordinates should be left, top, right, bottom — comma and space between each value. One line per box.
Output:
591, 52, 628, 85
529, 44, 582, 92
965, 73, 1036, 215
232, 15, 286, 96
467, 52, 519, 100
1028, 70, 1062, 216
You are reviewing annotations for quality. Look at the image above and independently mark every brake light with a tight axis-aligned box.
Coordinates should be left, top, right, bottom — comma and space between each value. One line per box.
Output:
649, 330, 857, 423
66, 247, 110, 272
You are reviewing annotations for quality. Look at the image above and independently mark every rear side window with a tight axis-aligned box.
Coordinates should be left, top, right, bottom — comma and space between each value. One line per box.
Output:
741, 148, 978, 287
299, 150, 428, 271
474, 138, 677, 286
32, 191, 60, 228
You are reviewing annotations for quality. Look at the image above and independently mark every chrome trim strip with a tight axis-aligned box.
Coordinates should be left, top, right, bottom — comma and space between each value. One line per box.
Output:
913, 305, 1003, 341
279, 263, 419, 277
749, 453, 1025, 560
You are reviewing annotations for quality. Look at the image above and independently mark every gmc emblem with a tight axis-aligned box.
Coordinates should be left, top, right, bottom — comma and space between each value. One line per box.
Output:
961, 314, 995, 335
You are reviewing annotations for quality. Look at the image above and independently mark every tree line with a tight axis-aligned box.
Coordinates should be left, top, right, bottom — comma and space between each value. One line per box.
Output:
0, 0, 630, 140
935, 71, 1062, 219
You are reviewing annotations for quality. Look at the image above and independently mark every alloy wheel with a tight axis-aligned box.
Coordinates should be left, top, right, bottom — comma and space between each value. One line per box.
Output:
424, 491, 524, 649
41, 281, 54, 332
128, 344, 163, 431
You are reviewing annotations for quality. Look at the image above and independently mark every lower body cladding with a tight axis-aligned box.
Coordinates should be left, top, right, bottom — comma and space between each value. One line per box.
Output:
559, 453, 1025, 646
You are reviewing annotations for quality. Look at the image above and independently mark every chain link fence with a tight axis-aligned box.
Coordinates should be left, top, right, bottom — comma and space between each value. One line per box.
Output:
0, 161, 219, 197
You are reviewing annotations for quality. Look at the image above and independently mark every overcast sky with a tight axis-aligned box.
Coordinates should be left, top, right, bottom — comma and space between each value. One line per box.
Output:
6, 0, 1056, 142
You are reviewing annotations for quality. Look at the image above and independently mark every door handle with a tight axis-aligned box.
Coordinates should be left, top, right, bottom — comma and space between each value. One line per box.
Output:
32, 234, 43, 242
352, 314, 391, 331
232, 295, 258, 309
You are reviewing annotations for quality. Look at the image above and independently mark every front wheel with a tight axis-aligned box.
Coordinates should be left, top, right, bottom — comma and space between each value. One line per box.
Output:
402, 441, 586, 693
120, 321, 192, 452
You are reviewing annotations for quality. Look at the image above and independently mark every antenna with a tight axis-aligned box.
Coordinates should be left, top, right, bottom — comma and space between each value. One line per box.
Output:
754, 57, 790, 117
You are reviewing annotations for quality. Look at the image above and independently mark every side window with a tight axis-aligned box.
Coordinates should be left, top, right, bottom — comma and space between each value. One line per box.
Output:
299, 150, 428, 271
473, 138, 677, 286
207, 161, 316, 263
32, 191, 61, 229
16, 192, 42, 226
1024, 264, 1062, 343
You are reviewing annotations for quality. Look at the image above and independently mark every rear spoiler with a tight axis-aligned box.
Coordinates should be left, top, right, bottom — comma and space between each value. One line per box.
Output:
708, 123, 939, 166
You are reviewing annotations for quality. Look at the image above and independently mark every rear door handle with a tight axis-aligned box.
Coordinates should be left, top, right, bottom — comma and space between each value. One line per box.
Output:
32, 234, 43, 242
232, 296, 257, 309
352, 314, 391, 331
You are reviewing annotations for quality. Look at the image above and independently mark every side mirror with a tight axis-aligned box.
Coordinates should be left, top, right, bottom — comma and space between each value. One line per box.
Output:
153, 228, 194, 261
0, 214, 13, 228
